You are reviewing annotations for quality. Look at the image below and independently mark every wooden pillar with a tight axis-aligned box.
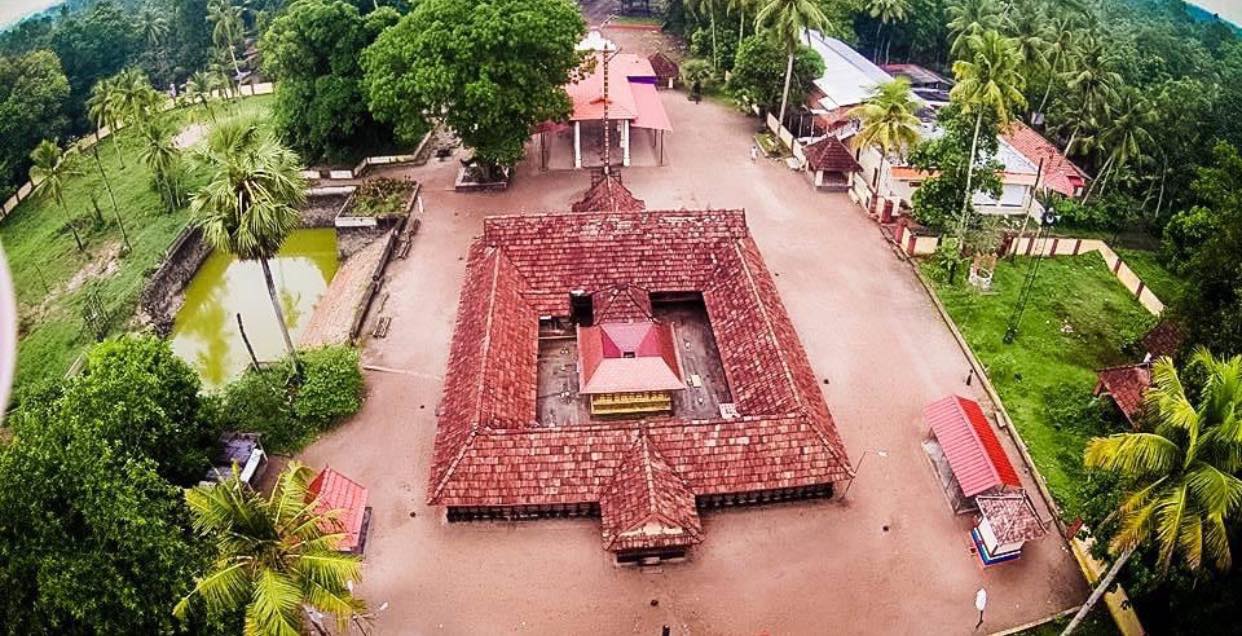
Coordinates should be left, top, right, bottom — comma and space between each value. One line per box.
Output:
622, 120, 631, 167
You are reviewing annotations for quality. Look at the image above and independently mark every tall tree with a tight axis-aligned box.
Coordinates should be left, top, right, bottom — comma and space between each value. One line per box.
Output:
946, 0, 1003, 60
139, 116, 185, 212
867, 0, 910, 64
849, 78, 922, 191
1083, 86, 1154, 203
1062, 31, 1120, 154
185, 70, 220, 122
192, 119, 306, 362
175, 462, 365, 635
206, 0, 244, 99
948, 29, 1026, 240
85, 78, 124, 218
361, 0, 585, 180
688, 0, 724, 71
1065, 351, 1242, 633
1034, 15, 1075, 120
0, 50, 70, 190
29, 139, 85, 252
728, 34, 824, 113
754, 0, 827, 128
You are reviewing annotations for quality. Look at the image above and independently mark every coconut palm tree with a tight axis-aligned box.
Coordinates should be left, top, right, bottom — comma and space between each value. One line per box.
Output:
207, 0, 244, 99
192, 118, 306, 362
86, 80, 124, 218
186, 71, 220, 123
1033, 15, 1075, 121
174, 462, 366, 635
1006, 4, 1049, 79
687, 0, 723, 71
867, 0, 910, 64
1063, 350, 1242, 634
139, 117, 184, 212
948, 30, 1026, 240
727, 0, 757, 42
755, 0, 827, 129
138, 6, 170, 79
849, 78, 921, 192
947, 0, 1004, 59
29, 140, 85, 252
1082, 86, 1154, 203
115, 67, 166, 128
1062, 31, 1120, 152
89, 77, 129, 168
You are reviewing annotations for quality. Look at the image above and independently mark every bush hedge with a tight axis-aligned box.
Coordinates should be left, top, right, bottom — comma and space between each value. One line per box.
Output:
219, 346, 364, 453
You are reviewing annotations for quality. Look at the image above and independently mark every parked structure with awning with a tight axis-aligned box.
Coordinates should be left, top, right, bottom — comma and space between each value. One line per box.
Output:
923, 395, 1046, 566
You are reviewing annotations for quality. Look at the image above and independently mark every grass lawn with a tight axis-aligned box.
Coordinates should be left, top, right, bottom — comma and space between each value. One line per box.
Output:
1016, 606, 1117, 636
2, 95, 274, 398
920, 253, 1156, 516
1114, 247, 1186, 305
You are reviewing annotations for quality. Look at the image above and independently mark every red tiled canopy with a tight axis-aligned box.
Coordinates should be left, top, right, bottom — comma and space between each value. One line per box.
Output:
1095, 363, 1152, 426
925, 395, 1021, 498
427, 210, 853, 552
307, 467, 369, 552
578, 322, 686, 394
803, 137, 861, 173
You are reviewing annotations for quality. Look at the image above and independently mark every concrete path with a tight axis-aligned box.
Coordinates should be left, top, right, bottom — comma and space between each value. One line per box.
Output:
295, 76, 1087, 635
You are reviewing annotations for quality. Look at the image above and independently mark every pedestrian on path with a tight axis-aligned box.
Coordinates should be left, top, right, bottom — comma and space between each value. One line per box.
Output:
750, 144, 759, 162
974, 587, 988, 631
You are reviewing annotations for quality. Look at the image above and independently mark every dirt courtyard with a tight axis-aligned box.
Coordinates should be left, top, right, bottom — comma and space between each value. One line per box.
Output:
292, 27, 1088, 636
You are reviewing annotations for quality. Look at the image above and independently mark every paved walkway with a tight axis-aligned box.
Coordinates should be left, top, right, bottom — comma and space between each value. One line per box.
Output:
295, 85, 1087, 633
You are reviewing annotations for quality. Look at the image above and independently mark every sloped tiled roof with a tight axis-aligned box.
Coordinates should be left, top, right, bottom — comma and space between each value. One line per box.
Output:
578, 322, 686, 394
648, 52, 679, 79
571, 173, 646, 213
308, 467, 369, 552
428, 210, 853, 553
977, 492, 1047, 544
1002, 121, 1090, 198
1095, 363, 1152, 426
925, 395, 1021, 498
600, 433, 702, 552
592, 284, 654, 322
1142, 320, 1183, 360
803, 137, 862, 173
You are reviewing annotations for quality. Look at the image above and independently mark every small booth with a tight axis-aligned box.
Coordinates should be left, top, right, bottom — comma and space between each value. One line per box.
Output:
648, 52, 680, 90
308, 467, 372, 554
923, 395, 1046, 565
801, 136, 861, 192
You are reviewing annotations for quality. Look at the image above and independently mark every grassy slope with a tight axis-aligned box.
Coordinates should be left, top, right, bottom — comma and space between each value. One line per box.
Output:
922, 253, 1155, 515
1113, 247, 1186, 305
3, 96, 274, 394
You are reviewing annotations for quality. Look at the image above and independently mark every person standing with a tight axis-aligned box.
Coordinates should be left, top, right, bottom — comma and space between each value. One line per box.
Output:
974, 587, 988, 630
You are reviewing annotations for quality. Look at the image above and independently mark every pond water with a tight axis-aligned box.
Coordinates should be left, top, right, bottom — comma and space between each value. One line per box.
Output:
171, 229, 339, 387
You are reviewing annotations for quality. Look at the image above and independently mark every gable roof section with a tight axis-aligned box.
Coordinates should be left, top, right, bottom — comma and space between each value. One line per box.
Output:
803, 136, 862, 173
1002, 121, 1090, 198
592, 284, 654, 323
1095, 363, 1152, 425
600, 433, 703, 552
925, 395, 1021, 497
571, 173, 647, 213
648, 52, 679, 79
308, 467, 369, 552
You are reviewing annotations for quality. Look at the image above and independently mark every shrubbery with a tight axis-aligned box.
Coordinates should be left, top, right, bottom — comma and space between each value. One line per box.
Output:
219, 346, 364, 453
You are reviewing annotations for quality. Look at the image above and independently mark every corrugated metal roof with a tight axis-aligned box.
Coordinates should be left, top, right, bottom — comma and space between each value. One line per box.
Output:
807, 31, 893, 110
924, 395, 1021, 497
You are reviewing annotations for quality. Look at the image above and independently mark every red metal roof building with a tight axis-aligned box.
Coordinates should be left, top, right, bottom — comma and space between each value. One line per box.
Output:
1094, 363, 1152, 428
429, 209, 853, 560
924, 395, 1021, 498
1002, 121, 1090, 199
308, 467, 370, 553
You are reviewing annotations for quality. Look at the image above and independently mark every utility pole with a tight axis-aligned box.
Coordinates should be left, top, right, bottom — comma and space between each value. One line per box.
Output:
1003, 210, 1058, 343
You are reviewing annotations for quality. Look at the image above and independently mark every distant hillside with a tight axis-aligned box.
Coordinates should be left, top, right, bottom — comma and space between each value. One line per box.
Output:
1185, 0, 1242, 31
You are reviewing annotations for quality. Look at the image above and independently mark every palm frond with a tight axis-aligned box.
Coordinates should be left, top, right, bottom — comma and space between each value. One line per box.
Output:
248, 569, 304, 636
1084, 432, 1180, 477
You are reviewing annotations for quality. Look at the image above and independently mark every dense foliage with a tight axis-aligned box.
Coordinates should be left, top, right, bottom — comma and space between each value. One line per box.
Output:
908, 105, 1001, 230
220, 346, 364, 452
361, 0, 585, 175
0, 51, 70, 195
0, 336, 214, 633
728, 36, 823, 113
261, 0, 397, 160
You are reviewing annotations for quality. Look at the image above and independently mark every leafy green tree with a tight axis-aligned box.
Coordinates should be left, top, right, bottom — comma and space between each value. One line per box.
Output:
29, 139, 85, 252
0, 50, 70, 190
1082, 86, 1154, 203
1061, 31, 1121, 154
909, 104, 1002, 232
1033, 15, 1076, 120
1174, 143, 1242, 357
691, 20, 741, 72
728, 35, 823, 112
361, 0, 585, 179
849, 78, 921, 189
867, 0, 910, 63
755, 0, 828, 127
261, 0, 393, 159
59, 335, 217, 485
948, 29, 1025, 240
1066, 351, 1242, 633
0, 365, 208, 632
84, 78, 125, 222
49, 0, 143, 129
192, 119, 306, 361
687, 0, 724, 70
175, 462, 366, 635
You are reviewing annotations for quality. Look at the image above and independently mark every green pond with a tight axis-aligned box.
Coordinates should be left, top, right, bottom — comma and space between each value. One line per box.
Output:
171, 229, 339, 387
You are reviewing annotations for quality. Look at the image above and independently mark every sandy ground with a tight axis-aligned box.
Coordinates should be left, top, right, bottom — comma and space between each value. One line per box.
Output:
293, 28, 1088, 635
173, 123, 209, 150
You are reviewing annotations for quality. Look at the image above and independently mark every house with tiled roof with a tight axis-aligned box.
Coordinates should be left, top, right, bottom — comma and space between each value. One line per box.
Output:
429, 209, 853, 563
1002, 121, 1090, 199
